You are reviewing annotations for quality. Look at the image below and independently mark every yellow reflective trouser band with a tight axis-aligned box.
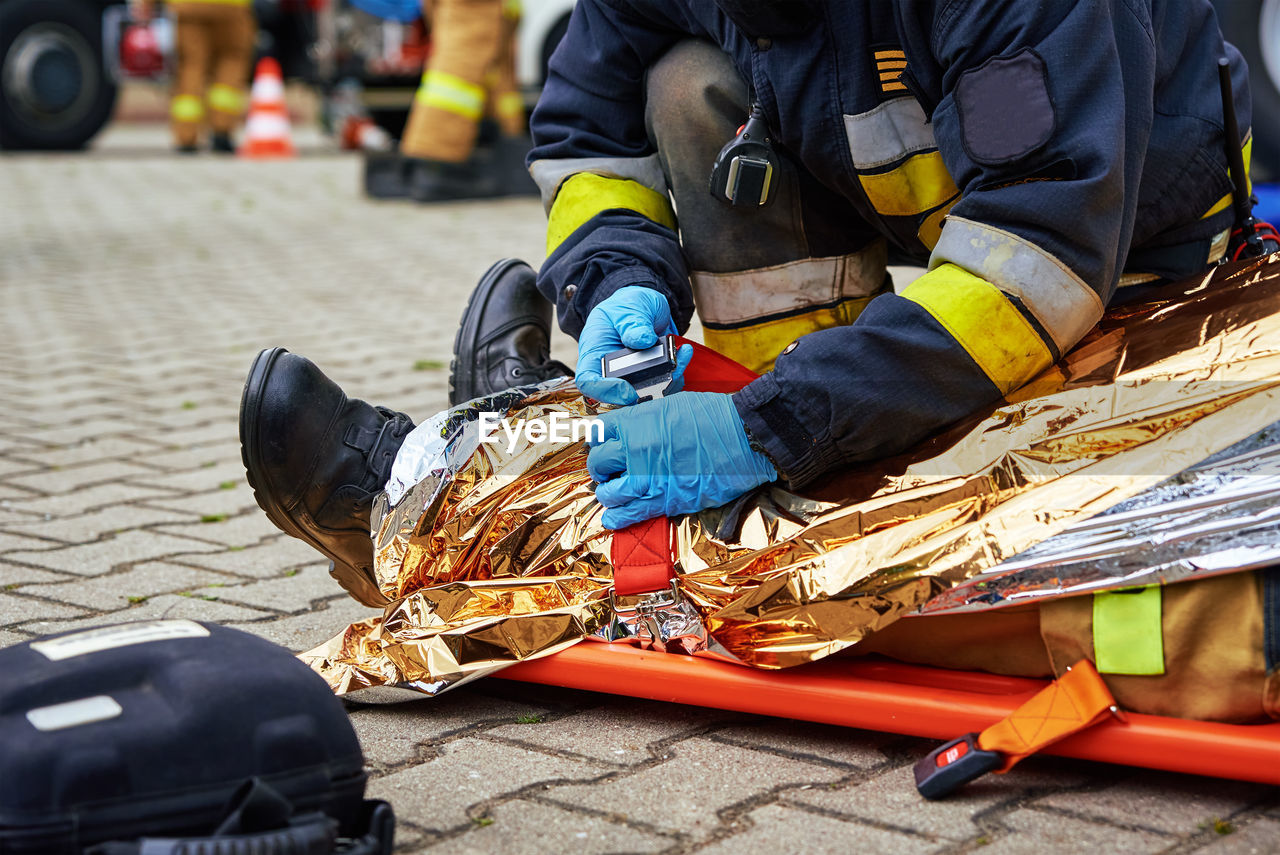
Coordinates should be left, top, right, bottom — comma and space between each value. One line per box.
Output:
169, 0, 251, 5
546, 173, 677, 256
503, 0, 522, 18
497, 92, 524, 120
703, 297, 874, 375
171, 94, 204, 123
899, 263, 1054, 396
1202, 136, 1253, 219
416, 71, 485, 122
1093, 587, 1165, 675
858, 150, 959, 217
207, 84, 246, 115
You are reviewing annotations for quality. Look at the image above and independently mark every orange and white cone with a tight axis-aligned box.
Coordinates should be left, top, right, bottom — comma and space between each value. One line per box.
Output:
239, 57, 295, 159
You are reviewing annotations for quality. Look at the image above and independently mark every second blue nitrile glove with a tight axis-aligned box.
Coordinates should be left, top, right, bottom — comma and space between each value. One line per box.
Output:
575, 286, 692, 406
586, 391, 778, 529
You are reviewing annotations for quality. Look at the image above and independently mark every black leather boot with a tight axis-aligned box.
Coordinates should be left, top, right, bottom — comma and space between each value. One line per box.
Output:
239, 348, 415, 607
448, 258, 573, 405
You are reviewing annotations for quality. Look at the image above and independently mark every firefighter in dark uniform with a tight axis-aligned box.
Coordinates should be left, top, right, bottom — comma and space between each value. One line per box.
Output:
236, 0, 1276, 592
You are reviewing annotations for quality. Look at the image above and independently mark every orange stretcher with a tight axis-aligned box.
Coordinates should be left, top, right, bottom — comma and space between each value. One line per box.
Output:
498, 336, 1280, 791
498, 641, 1280, 787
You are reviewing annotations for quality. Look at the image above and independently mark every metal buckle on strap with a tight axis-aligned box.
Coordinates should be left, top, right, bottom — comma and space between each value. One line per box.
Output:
609, 578, 683, 639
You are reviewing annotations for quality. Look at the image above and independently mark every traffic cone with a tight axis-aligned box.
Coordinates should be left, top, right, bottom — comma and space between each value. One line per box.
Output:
239, 57, 295, 159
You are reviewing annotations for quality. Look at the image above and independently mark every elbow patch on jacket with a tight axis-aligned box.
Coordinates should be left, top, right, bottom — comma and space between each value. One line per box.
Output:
899, 264, 1054, 396
545, 173, 677, 256
954, 49, 1056, 166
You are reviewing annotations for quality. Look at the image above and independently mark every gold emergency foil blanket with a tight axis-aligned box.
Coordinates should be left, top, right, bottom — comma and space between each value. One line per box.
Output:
306, 254, 1280, 694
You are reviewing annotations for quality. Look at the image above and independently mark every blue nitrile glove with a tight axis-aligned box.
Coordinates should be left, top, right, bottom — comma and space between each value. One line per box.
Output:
575, 286, 693, 405
586, 391, 777, 529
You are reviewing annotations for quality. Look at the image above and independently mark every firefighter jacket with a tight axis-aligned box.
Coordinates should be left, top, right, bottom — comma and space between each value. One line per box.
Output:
527, 0, 1252, 487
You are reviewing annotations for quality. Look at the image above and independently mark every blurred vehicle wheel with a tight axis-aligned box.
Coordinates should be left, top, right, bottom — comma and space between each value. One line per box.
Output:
0, 0, 119, 149
1217, 0, 1280, 180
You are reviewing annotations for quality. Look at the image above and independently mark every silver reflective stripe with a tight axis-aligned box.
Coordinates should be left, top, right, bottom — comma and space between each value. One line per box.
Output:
530, 155, 669, 212
691, 242, 888, 326
930, 216, 1104, 353
844, 97, 938, 170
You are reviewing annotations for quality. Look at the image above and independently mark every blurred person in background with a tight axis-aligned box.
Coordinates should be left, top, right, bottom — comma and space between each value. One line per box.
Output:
132, 0, 256, 153
366, 0, 536, 201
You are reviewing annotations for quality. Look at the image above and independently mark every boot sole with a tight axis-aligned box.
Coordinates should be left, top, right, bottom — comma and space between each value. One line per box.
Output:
239, 347, 361, 582
448, 258, 531, 406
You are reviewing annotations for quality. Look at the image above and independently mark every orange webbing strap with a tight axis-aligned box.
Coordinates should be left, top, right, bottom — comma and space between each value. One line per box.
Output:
977, 659, 1117, 772
915, 659, 1117, 799
611, 516, 676, 595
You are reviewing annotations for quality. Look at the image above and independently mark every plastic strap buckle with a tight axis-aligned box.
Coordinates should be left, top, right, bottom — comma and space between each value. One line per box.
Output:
912, 732, 1002, 801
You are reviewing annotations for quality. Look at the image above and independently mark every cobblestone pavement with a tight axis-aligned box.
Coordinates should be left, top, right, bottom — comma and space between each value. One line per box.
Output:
2, 124, 1278, 855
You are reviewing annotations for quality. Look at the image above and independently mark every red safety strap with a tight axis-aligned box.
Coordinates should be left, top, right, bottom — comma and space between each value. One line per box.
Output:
610, 337, 759, 595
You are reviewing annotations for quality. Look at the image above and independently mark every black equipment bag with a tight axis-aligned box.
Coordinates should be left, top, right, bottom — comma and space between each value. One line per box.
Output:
0, 620, 394, 855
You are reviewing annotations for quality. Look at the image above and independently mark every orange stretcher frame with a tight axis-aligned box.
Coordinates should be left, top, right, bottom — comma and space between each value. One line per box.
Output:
498, 642, 1280, 786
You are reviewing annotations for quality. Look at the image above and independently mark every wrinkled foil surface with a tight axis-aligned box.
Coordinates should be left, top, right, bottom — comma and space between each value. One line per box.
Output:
304, 254, 1280, 697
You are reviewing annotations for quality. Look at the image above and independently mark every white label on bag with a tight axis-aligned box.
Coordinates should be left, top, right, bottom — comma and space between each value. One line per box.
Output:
26, 695, 123, 732
29, 620, 210, 661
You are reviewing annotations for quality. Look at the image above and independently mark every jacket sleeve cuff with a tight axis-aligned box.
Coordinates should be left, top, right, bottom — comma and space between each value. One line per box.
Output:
732, 373, 845, 489
555, 266, 686, 338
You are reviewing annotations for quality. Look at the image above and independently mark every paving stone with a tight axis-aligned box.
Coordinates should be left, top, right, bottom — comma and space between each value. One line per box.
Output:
227, 596, 382, 652
152, 512, 281, 547
2, 483, 180, 517
1194, 817, 1280, 853
144, 486, 261, 522
19, 593, 270, 636
3, 530, 223, 576
0, 593, 88, 627
711, 720, 891, 770
193, 564, 352, 612
0, 530, 57, 552
1, 504, 193, 542
0, 561, 68, 587
32, 562, 230, 609
366, 737, 596, 832
19, 436, 163, 469
542, 736, 843, 839
5, 460, 160, 494
488, 700, 723, 766
0, 630, 29, 650
179, 536, 339, 579
349, 690, 553, 769
441, 798, 669, 855
696, 804, 941, 855
982, 808, 1172, 854
128, 457, 247, 492
1032, 771, 1272, 835
788, 756, 1095, 839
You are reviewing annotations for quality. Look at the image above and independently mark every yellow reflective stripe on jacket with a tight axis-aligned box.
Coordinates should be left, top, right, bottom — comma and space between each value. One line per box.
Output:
900, 263, 1054, 396
703, 297, 876, 375
169, 0, 252, 5
858, 150, 959, 217
546, 173, 676, 255
1202, 135, 1254, 219
207, 83, 246, 115
1093, 587, 1164, 675
416, 71, 485, 121
930, 216, 1104, 354
171, 94, 204, 123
